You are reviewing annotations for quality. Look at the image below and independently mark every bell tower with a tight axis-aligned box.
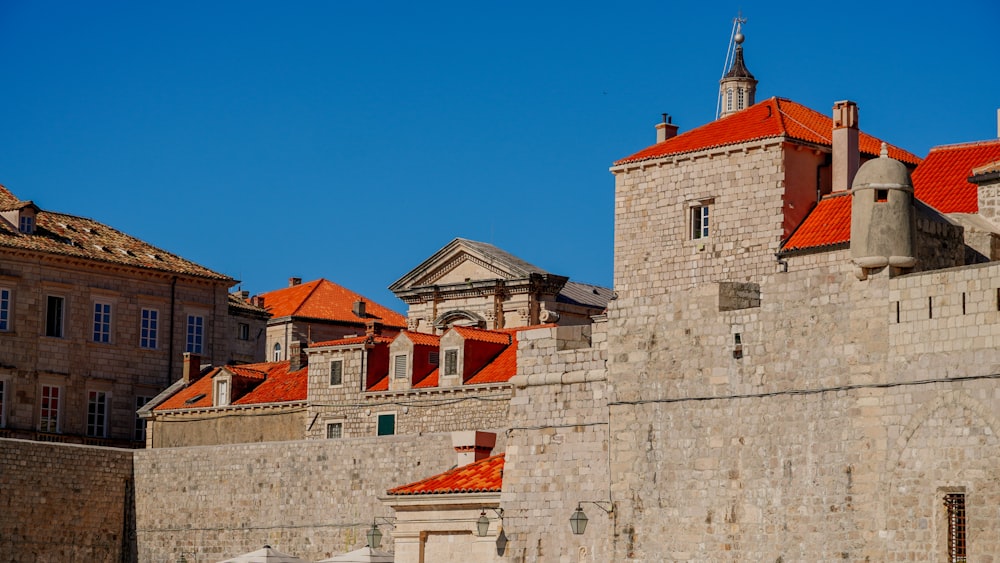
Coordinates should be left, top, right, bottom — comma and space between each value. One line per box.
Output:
717, 15, 757, 119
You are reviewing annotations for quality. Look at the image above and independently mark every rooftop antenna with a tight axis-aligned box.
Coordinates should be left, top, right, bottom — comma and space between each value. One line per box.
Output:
716, 12, 748, 119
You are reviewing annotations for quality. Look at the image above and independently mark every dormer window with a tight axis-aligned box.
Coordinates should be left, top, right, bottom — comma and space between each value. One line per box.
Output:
443, 348, 459, 376
214, 378, 230, 406
18, 215, 34, 234
393, 354, 407, 379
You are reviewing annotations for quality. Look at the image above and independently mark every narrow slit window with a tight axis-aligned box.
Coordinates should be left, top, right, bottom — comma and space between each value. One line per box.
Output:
875, 189, 888, 202
944, 493, 967, 563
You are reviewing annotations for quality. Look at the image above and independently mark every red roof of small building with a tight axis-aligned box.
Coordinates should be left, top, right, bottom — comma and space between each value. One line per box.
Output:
155, 361, 306, 411
256, 279, 406, 327
465, 330, 519, 385
387, 453, 504, 495
451, 326, 512, 345
615, 97, 920, 166
782, 194, 853, 251
413, 368, 439, 389
912, 140, 1000, 214
368, 375, 389, 392
400, 331, 441, 347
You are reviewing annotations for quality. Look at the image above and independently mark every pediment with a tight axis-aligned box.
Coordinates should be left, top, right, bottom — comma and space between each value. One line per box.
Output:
389, 238, 549, 294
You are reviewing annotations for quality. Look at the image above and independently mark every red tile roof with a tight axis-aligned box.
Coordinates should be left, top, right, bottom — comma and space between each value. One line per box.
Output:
399, 331, 441, 347
312, 335, 394, 348
368, 375, 389, 392
388, 454, 504, 495
615, 98, 920, 166
451, 326, 511, 345
782, 194, 853, 251
256, 279, 406, 327
912, 140, 1000, 214
154, 361, 306, 410
465, 330, 519, 385
413, 368, 439, 389
0, 185, 231, 281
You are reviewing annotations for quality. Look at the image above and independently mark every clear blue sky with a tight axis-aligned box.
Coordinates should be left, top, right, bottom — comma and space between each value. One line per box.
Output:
1, 1, 997, 312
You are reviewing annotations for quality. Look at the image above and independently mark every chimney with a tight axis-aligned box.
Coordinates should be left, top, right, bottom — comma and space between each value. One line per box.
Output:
353, 300, 367, 318
656, 113, 679, 143
365, 319, 383, 337
250, 295, 266, 309
832, 100, 860, 193
182, 352, 201, 383
289, 277, 302, 287
288, 341, 307, 371
240, 290, 249, 300
451, 431, 497, 466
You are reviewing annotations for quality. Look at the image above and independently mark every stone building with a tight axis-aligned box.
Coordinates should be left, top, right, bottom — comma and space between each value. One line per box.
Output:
253, 277, 407, 362
0, 184, 262, 447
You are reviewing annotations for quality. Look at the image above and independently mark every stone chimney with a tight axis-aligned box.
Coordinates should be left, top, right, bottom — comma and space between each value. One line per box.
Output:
832, 100, 860, 193
451, 431, 497, 466
366, 319, 383, 337
288, 341, 308, 371
656, 114, 679, 143
239, 290, 249, 300
182, 352, 201, 383
250, 295, 266, 309
289, 277, 302, 287
353, 300, 367, 318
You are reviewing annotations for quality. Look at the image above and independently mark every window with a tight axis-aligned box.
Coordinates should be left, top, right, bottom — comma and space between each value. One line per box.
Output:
140, 308, 158, 349
326, 422, 343, 439
443, 349, 459, 376
45, 296, 64, 338
329, 359, 343, 386
237, 322, 250, 341
428, 351, 439, 366
19, 215, 33, 234
945, 493, 967, 563
393, 354, 407, 379
215, 379, 230, 406
86, 390, 108, 437
93, 302, 111, 343
273, 342, 282, 362
737, 87, 745, 109
0, 288, 10, 331
39, 384, 60, 433
377, 413, 395, 436
691, 205, 710, 239
875, 189, 888, 202
726, 88, 733, 111
134, 395, 153, 442
186, 315, 204, 353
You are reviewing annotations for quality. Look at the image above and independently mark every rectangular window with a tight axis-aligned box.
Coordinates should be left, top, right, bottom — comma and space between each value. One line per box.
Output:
326, 422, 343, 439
19, 215, 33, 234
428, 351, 439, 366
215, 379, 230, 406
87, 390, 108, 438
237, 322, 250, 341
0, 288, 10, 331
377, 413, 395, 436
444, 349, 459, 376
45, 296, 64, 338
393, 354, 407, 379
93, 302, 111, 343
39, 384, 60, 433
186, 315, 204, 354
329, 359, 343, 386
134, 395, 152, 442
691, 205, 710, 239
140, 308, 158, 349
945, 493, 967, 563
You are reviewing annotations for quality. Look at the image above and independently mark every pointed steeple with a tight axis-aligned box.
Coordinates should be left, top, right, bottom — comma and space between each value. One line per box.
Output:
717, 16, 757, 119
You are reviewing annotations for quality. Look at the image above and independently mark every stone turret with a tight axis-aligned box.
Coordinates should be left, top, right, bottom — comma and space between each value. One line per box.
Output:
718, 26, 756, 119
850, 143, 917, 278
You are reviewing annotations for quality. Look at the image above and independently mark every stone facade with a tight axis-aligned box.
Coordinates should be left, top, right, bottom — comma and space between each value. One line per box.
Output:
0, 438, 134, 562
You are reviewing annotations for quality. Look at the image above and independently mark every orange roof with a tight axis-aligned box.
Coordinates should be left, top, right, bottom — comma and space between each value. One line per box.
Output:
155, 361, 306, 410
368, 375, 389, 392
615, 97, 920, 166
450, 326, 511, 345
257, 279, 406, 327
413, 368, 439, 389
399, 331, 441, 347
912, 140, 1000, 214
782, 194, 853, 251
465, 330, 519, 385
312, 335, 394, 348
388, 454, 504, 495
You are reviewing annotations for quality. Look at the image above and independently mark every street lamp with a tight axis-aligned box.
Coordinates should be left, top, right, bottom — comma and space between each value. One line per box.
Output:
366, 517, 395, 549
569, 501, 614, 535
476, 507, 504, 537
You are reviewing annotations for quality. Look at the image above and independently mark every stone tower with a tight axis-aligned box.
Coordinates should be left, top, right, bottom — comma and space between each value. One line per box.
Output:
850, 143, 917, 277
718, 20, 756, 119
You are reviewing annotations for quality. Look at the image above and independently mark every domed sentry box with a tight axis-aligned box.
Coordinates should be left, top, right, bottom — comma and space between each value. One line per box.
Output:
850, 143, 917, 279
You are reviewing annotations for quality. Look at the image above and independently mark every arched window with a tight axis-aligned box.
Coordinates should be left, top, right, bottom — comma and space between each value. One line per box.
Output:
273, 342, 282, 362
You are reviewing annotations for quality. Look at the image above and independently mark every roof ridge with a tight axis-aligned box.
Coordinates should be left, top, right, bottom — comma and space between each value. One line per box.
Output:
293, 279, 325, 316
927, 139, 1000, 152
774, 99, 830, 144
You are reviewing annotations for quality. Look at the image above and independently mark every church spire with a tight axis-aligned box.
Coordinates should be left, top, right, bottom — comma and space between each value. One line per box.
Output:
717, 14, 757, 119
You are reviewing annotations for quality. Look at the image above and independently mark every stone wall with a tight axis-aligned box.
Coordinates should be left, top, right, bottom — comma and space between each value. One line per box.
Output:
133, 431, 505, 563
0, 439, 135, 562
146, 406, 306, 448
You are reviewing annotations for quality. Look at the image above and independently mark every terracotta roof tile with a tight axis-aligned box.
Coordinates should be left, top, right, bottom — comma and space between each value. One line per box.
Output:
465, 331, 519, 385
450, 326, 511, 345
388, 454, 504, 495
399, 331, 441, 347
155, 368, 217, 410
257, 279, 406, 327
912, 140, 1000, 214
782, 194, 853, 251
615, 98, 920, 166
312, 335, 394, 348
0, 185, 231, 281
154, 361, 306, 410
234, 363, 308, 405
413, 368, 439, 389
368, 375, 389, 392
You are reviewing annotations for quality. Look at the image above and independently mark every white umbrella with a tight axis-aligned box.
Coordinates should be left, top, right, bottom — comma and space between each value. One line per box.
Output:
318, 546, 394, 563
216, 545, 309, 563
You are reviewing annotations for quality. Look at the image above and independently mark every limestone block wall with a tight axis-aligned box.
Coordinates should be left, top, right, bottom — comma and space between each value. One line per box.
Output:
134, 432, 504, 563
500, 323, 613, 561
146, 407, 306, 448
0, 439, 135, 562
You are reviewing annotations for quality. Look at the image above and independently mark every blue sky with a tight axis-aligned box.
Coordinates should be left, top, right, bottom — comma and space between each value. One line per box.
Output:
1, 1, 997, 311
